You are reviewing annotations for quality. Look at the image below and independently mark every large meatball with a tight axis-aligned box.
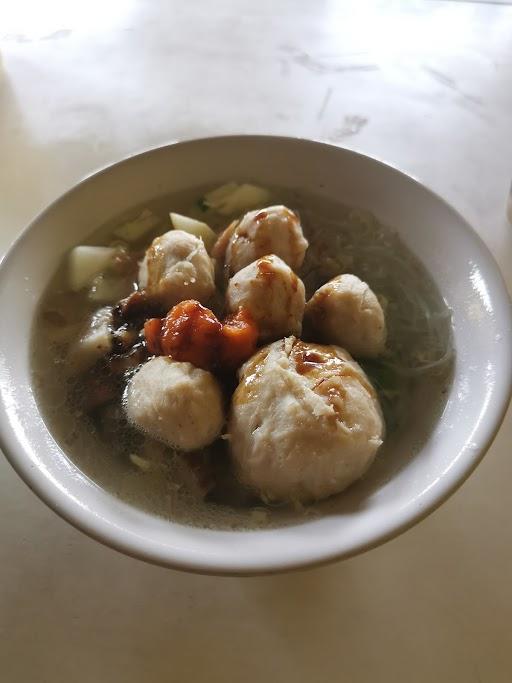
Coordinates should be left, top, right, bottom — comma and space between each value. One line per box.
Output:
125, 356, 224, 451
229, 337, 384, 503
139, 230, 215, 309
213, 205, 308, 276
225, 255, 305, 342
305, 274, 386, 358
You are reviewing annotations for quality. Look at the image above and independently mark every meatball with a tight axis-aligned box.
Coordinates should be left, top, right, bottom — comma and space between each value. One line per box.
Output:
225, 255, 305, 342
139, 230, 215, 309
125, 356, 224, 451
229, 337, 384, 503
214, 205, 308, 276
305, 274, 386, 358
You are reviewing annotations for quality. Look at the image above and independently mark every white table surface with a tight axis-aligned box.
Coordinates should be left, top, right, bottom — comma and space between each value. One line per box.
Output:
1, 1, 512, 681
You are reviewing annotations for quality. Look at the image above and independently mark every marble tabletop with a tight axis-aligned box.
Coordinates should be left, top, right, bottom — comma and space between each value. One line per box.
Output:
1, 1, 512, 681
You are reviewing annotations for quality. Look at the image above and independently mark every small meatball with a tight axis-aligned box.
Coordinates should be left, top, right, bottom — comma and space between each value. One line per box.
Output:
69, 306, 113, 371
125, 356, 224, 451
216, 205, 308, 276
225, 255, 305, 341
305, 274, 386, 358
229, 337, 384, 503
139, 230, 215, 309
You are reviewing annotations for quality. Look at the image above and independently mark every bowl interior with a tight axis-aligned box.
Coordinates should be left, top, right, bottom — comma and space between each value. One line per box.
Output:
0, 136, 511, 574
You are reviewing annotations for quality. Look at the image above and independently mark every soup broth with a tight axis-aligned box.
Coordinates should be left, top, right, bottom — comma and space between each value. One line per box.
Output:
32, 186, 453, 529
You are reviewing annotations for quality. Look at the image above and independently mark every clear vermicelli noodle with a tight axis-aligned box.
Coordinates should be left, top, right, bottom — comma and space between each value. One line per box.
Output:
32, 185, 453, 529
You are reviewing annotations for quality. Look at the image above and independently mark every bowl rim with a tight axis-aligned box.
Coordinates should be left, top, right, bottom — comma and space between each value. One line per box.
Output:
1, 134, 511, 575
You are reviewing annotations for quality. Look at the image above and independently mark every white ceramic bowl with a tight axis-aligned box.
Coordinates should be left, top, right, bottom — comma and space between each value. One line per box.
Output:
1, 136, 511, 575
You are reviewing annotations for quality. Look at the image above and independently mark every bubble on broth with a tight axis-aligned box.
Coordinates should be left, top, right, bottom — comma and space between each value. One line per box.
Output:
31, 185, 454, 530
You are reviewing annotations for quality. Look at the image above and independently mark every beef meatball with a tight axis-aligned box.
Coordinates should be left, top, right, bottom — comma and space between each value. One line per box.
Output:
213, 205, 308, 276
139, 230, 215, 310
305, 274, 386, 358
229, 337, 384, 503
124, 356, 224, 451
225, 255, 305, 341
